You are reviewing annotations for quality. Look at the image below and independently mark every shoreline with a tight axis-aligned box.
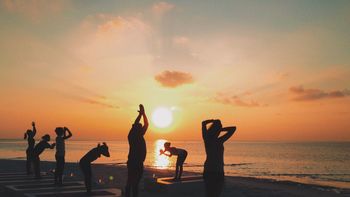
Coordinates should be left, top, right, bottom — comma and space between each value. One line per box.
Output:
0, 159, 349, 196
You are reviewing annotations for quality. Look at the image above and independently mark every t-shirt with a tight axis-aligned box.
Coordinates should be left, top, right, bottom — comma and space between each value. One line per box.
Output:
204, 139, 224, 174
80, 147, 101, 164
27, 137, 35, 151
55, 136, 65, 156
33, 141, 51, 157
127, 126, 146, 165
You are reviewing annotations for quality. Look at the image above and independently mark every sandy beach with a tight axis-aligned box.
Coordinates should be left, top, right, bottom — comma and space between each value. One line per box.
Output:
0, 159, 348, 197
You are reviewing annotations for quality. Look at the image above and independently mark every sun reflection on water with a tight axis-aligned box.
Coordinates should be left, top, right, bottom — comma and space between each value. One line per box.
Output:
154, 139, 171, 169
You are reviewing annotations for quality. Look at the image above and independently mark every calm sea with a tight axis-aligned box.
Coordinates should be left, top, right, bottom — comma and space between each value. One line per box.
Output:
0, 139, 349, 188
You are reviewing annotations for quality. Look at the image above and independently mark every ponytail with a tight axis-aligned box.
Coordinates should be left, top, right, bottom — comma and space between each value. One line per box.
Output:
24, 133, 27, 139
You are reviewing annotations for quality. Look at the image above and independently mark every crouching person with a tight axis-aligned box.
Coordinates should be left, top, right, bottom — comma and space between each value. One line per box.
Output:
79, 143, 110, 193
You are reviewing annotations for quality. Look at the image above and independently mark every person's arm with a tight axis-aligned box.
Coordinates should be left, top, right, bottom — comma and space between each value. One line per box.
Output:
134, 112, 142, 125
218, 126, 236, 143
32, 122, 36, 137
202, 119, 214, 139
141, 112, 148, 135
138, 104, 148, 135
50, 143, 56, 149
63, 127, 72, 140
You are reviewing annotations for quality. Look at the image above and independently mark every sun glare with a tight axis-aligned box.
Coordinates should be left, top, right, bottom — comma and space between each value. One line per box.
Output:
152, 107, 173, 128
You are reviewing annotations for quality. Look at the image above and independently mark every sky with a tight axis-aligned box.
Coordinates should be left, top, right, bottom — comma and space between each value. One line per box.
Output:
0, 0, 349, 141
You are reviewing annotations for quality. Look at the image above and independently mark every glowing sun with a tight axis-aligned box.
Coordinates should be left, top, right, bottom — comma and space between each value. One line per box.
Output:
152, 107, 173, 128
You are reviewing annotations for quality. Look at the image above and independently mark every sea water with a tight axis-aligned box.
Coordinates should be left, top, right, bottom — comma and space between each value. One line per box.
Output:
0, 139, 349, 188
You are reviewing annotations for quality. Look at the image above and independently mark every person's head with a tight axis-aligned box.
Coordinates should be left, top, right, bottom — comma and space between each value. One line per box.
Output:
98, 142, 110, 157
164, 142, 171, 149
25, 130, 33, 139
208, 119, 222, 138
42, 134, 50, 142
55, 127, 64, 137
132, 123, 142, 131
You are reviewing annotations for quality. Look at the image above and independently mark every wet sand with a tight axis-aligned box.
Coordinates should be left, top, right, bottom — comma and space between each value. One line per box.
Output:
0, 159, 348, 197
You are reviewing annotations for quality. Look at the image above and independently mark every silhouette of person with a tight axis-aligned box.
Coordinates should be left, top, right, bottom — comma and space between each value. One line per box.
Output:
24, 121, 36, 175
79, 143, 110, 194
202, 119, 236, 197
125, 104, 148, 197
54, 127, 72, 185
33, 134, 56, 178
160, 142, 188, 180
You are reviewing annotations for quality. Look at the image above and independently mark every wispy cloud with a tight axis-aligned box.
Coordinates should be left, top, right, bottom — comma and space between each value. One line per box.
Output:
213, 93, 263, 107
1, 0, 68, 21
154, 70, 194, 88
152, 1, 175, 15
289, 86, 350, 101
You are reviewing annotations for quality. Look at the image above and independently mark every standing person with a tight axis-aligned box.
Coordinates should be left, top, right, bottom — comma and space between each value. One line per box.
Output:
202, 119, 236, 197
54, 127, 72, 185
125, 104, 148, 197
79, 143, 110, 194
24, 121, 36, 175
33, 134, 56, 178
160, 142, 188, 180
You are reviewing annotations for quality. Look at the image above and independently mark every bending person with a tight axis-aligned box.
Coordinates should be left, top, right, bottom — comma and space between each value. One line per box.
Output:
24, 121, 36, 175
160, 142, 188, 180
54, 127, 73, 185
202, 119, 236, 197
125, 104, 148, 197
33, 134, 56, 178
79, 143, 110, 193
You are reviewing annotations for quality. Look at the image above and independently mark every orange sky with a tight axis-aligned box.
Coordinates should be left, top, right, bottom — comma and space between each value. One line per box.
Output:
0, 0, 349, 141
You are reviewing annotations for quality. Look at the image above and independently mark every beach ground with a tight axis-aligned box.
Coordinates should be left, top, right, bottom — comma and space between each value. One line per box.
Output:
0, 159, 348, 197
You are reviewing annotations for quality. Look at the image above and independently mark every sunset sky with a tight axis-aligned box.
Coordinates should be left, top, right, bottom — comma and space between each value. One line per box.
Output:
0, 0, 349, 141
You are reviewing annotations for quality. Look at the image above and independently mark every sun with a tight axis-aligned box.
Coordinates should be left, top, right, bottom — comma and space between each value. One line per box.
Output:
152, 107, 173, 128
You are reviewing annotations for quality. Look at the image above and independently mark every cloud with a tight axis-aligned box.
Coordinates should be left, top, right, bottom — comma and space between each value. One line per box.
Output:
289, 86, 350, 101
152, 1, 175, 15
1, 0, 68, 21
213, 93, 263, 107
75, 96, 119, 109
172, 36, 190, 46
154, 70, 194, 88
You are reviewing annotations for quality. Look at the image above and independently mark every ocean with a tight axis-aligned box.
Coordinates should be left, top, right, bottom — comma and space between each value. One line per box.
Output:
0, 139, 349, 189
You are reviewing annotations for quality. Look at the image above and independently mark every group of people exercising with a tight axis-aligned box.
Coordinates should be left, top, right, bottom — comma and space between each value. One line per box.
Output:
24, 104, 236, 197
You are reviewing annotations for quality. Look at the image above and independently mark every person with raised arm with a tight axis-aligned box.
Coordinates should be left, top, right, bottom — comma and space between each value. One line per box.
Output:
125, 104, 148, 197
54, 127, 73, 185
160, 142, 188, 180
202, 119, 236, 197
24, 121, 36, 175
32, 134, 56, 178
79, 143, 110, 193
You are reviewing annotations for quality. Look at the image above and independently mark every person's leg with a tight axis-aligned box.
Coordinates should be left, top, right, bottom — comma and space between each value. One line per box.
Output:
125, 165, 132, 197
179, 165, 183, 179
54, 155, 59, 184
86, 165, 92, 193
59, 157, 65, 184
34, 157, 41, 178
26, 150, 31, 174
132, 164, 143, 197
178, 152, 187, 179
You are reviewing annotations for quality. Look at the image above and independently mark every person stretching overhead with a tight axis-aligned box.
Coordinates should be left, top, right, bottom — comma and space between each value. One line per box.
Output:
202, 119, 236, 197
79, 143, 110, 194
160, 142, 188, 180
54, 127, 72, 185
125, 104, 148, 197
24, 121, 36, 175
